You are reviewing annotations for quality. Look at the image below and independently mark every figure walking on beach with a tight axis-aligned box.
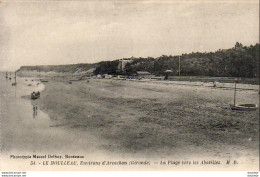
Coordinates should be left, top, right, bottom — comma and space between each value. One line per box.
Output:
33, 105, 38, 118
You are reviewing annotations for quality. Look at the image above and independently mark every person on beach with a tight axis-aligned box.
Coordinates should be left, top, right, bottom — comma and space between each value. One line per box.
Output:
33, 106, 36, 118
213, 81, 217, 87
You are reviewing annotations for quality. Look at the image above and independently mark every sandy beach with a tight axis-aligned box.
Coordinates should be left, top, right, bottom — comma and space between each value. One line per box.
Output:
1, 75, 259, 171
28, 78, 260, 169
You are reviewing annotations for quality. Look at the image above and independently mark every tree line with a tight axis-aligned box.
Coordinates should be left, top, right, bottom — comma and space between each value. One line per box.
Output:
94, 42, 259, 78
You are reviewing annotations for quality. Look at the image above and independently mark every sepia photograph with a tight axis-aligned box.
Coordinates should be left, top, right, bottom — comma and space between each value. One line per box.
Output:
0, 0, 259, 174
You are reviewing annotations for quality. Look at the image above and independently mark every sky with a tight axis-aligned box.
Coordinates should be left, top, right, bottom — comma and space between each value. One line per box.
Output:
0, 0, 259, 71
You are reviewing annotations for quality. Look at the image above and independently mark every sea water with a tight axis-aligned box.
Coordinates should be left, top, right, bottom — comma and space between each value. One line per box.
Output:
0, 72, 51, 153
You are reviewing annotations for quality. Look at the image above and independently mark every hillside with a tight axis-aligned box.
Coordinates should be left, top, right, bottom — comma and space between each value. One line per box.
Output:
17, 63, 96, 73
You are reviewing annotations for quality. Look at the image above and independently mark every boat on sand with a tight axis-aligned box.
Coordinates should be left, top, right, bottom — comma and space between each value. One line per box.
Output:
230, 80, 258, 111
230, 104, 258, 111
31, 92, 40, 100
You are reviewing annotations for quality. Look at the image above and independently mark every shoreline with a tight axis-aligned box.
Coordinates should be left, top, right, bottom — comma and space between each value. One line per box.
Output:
17, 70, 259, 85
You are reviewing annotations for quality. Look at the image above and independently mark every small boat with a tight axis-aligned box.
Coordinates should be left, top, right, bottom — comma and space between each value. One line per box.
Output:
230, 104, 258, 111
230, 80, 258, 111
31, 92, 40, 100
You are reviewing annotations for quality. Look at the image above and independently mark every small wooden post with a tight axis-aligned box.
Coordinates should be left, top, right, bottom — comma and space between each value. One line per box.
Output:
14, 71, 16, 84
178, 56, 181, 76
234, 80, 237, 106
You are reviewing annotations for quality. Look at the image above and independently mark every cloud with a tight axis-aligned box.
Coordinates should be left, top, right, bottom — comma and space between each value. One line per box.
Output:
0, 0, 259, 71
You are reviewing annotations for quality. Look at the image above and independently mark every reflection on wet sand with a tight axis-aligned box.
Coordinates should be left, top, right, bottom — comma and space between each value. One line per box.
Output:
3, 73, 44, 120
1, 73, 107, 162
33, 105, 38, 118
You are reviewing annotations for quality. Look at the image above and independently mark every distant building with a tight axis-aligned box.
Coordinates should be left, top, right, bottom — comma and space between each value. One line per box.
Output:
165, 69, 172, 73
164, 70, 172, 80
137, 71, 153, 79
117, 59, 133, 72
137, 71, 151, 75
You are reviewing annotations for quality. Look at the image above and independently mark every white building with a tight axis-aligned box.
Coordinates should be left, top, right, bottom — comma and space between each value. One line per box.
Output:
117, 59, 133, 71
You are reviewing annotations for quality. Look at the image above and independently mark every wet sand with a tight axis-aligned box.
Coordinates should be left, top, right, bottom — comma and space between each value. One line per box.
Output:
1, 76, 259, 171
